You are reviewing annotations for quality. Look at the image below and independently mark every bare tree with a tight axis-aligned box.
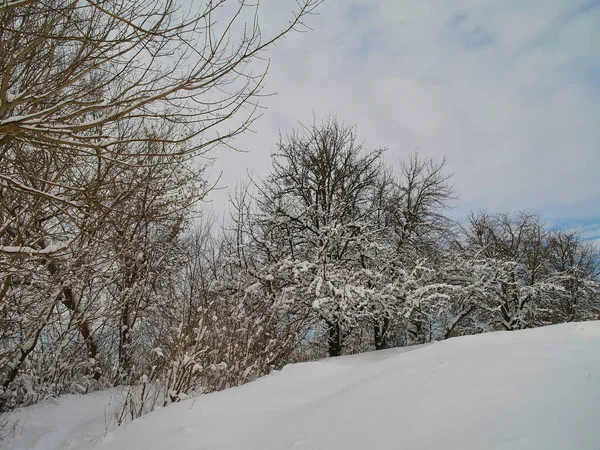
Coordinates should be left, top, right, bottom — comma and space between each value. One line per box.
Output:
0, 0, 321, 410
0, 0, 320, 255
249, 117, 384, 356
461, 212, 599, 330
371, 153, 455, 348
545, 230, 600, 322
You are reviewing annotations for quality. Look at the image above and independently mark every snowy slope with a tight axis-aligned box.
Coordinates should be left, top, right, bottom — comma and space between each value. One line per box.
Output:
6, 322, 600, 450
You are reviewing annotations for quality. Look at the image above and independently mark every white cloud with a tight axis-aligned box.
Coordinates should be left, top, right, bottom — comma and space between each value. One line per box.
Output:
205, 0, 600, 225
576, 223, 600, 247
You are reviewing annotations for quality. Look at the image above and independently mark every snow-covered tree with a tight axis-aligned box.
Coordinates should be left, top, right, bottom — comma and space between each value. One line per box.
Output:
236, 117, 384, 356
0, 0, 320, 411
459, 212, 599, 331
366, 154, 455, 347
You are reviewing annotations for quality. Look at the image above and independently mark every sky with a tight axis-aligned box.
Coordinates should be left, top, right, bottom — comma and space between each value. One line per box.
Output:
204, 0, 600, 243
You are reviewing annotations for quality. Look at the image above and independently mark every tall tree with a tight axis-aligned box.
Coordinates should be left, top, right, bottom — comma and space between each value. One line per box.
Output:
249, 117, 384, 356
369, 154, 454, 348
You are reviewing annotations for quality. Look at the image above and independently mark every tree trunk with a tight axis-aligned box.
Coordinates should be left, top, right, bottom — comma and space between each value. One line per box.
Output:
374, 317, 390, 350
60, 285, 101, 381
327, 322, 342, 357
117, 300, 132, 383
47, 262, 100, 380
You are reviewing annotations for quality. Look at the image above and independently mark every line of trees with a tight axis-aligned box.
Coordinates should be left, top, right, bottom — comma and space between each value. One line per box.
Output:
0, 0, 320, 413
1, 0, 598, 422
230, 117, 600, 358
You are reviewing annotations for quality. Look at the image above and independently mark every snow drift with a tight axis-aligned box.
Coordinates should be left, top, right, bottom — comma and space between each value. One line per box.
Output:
6, 322, 600, 450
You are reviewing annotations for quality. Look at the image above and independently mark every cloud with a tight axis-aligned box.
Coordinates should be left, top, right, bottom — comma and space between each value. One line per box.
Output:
579, 223, 600, 243
205, 0, 600, 233
449, 13, 495, 49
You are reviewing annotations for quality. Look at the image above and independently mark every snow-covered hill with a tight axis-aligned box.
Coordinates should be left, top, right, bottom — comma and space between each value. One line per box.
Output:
5, 322, 600, 450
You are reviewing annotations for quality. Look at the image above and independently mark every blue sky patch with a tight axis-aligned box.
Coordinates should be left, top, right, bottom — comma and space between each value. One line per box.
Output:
449, 13, 494, 50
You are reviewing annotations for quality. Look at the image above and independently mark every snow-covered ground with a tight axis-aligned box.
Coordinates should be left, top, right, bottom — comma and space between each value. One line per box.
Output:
2, 389, 121, 450
4, 322, 600, 450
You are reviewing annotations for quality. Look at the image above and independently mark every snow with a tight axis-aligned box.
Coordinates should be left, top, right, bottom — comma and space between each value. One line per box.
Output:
2, 390, 120, 450
0, 242, 70, 255
5, 322, 600, 450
